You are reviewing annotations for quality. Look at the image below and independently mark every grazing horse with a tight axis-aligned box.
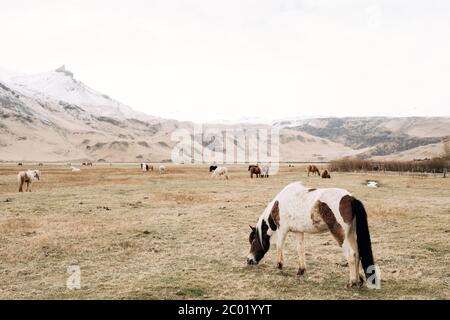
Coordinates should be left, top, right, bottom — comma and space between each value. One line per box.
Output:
209, 165, 218, 172
247, 182, 379, 288
82, 162, 93, 166
141, 163, 152, 172
18, 163, 23, 166
159, 165, 166, 174
18, 170, 41, 192
307, 165, 320, 176
321, 170, 331, 179
248, 165, 259, 171
250, 166, 261, 178
212, 167, 229, 179
261, 166, 270, 178
38, 163, 43, 166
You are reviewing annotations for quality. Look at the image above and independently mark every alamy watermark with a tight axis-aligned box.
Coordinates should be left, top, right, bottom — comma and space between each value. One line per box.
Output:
171, 124, 280, 174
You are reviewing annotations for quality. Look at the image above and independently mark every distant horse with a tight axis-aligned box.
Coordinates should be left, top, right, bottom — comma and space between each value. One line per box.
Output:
248, 165, 259, 171
18, 163, 23, 166
71, 167, 81, 172
321, 170, 331, 179
250, 166, 261, 178
209, 165, 218, 172
212, 167, 229, 179
247, 181, 379, 289
141, 163, 150, 172
82, 162, 93, 166
159, 165, 166, 174
288, 164, 294, 168
18, 170, 41, 192
307, 165, 320, 176
261, 166, 270, 178
38, 163, 44, 166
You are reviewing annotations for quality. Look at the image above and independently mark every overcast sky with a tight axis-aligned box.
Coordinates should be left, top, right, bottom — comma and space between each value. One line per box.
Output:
1, 0, 449, 122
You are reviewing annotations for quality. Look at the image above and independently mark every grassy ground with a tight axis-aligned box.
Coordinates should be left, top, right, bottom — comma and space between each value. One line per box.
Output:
0, 163, 449, 299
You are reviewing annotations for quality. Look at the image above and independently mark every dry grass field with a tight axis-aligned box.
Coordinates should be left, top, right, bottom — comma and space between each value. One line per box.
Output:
0, 163, 449, 299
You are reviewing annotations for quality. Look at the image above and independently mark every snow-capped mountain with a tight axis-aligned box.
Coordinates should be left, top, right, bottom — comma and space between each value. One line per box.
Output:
0, 66, 181, 162
0, 65, 154, 121
1, 65, 449, 162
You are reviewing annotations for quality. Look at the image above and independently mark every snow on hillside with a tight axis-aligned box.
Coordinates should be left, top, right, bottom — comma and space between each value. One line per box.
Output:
0, 65, 155, 121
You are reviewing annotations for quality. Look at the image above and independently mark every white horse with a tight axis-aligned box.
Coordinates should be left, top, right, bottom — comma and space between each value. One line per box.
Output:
212, 166, 229, 179
71, 166, 81, 172
159, 165, 166, 174
261, 165, 270, 178
18, 170, 41, 192
247, 181, 379, 288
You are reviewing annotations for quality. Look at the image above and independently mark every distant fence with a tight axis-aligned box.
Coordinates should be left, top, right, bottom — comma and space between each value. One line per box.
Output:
329, 158, 450, 174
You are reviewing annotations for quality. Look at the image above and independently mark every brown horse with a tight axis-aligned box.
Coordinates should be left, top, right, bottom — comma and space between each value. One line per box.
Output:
321, 170, 331, 179
250, 166, 261, 178
307, 165, 320, 176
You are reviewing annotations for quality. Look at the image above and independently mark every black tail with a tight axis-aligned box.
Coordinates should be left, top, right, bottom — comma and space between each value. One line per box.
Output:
352, 198, 377, 283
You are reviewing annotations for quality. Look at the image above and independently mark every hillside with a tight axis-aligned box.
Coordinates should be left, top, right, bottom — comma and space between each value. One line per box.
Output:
1, 66, 449, 162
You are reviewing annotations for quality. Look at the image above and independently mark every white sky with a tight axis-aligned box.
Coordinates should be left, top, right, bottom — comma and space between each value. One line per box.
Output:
1, 0, 449, 122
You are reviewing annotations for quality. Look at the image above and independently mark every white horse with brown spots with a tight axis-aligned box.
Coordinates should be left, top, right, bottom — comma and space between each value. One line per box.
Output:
18, 170, 41, 192
247, 181, 379, 288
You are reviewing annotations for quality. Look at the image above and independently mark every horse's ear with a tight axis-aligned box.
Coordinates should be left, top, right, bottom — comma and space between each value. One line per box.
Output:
249, 225, 256, 231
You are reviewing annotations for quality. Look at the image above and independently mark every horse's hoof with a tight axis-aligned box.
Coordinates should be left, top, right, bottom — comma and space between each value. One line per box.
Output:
359, 275, 365, 283
297, 268, 306, 276
277, 262, 283, 270
346, 281, 360, 289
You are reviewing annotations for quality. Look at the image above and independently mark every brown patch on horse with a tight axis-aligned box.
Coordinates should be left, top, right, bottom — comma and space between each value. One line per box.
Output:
308, 188, 316, 192
268, 200, 280, 230
339, 195, 354, 225
316, 201, 345, 246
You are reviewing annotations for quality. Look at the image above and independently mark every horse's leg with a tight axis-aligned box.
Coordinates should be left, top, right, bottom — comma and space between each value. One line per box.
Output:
276, 230, 288, 269
347, 226, 363, 282
296, 232, 306, 275
342, 227, 361, 288
28, 183, 32, 192
26, 182, 29, 192
19, 181, 23, 192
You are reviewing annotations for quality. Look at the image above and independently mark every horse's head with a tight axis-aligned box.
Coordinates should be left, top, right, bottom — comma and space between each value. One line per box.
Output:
33, 170, 40, 180
247, 201, 280, 265
247, 221, 271, 265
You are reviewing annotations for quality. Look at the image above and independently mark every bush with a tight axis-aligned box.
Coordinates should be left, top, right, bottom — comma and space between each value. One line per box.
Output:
329, 157, 450, 173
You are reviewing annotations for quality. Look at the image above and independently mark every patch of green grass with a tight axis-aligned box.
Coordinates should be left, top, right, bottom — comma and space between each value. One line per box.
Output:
175, 287, 206, 298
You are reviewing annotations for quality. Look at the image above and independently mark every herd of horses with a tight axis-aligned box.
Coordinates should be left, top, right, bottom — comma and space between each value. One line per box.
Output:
15, 162, 334, 192
12, 162, 378, 289
141, 163, 165, 174
208, 164, 332, 180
